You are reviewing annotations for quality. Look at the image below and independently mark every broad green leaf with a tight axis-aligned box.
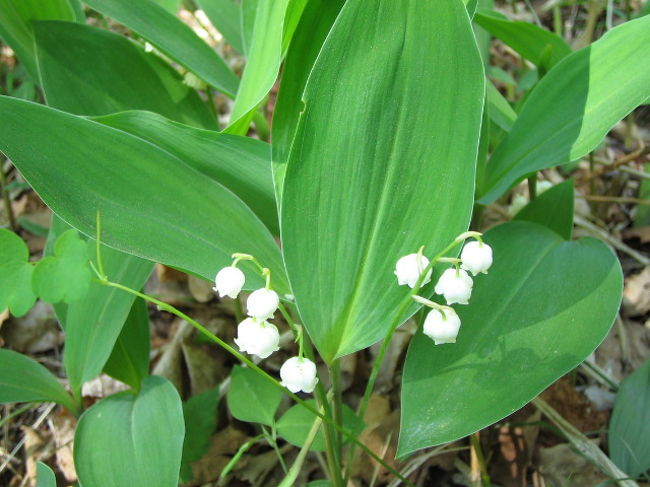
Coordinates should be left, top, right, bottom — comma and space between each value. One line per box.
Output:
241, 0, 258, 55
399, 221, 622, 456
0, 349, 76, 411
474, 10, 571, 70
281, 0, 307, 53
75, 376, 184, 487
83, 0, 239, 98
478, 15, 650, 204
486, 80, 516, 132
281, 0, 484, 361
64, 248, 152, 393
34, 20, 215, 129
95, 110, 278, 234
0, 96, 289, 294
609, 359, 650, 477
0, 0, 77, 79
153, 0, 181, 13
271, 0, 345, 200
277, 400, 364, 452
0, 229, 36, 316
227, 365, 282, 426
225, 0, 291, 134
103, 298, 151, 389
36, 462, 56, 487
196, 0, 245, 54
32, 229, 90, 304
514, 180, 574, 240
181, 385, 220, 482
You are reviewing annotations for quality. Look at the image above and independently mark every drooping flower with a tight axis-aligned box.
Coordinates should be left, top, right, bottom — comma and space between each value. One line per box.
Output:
247, 288, 279, 320
394, 253, 432, 288
213, 266, 245, 299
280, 357, 319, 393
434, 268, 473, 305
423, 308, 461, 345
460, 241, 493, 276
234, 318, 280, 359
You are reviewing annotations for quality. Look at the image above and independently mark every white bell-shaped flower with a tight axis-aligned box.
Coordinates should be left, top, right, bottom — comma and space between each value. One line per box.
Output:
434, 268, 473, 305
234, 318, 280, 359
247, 288, 279, 320
213, 266, 245, 299
280, 357, 319, 393
395, 253, 432, 288
423, 308, 461, 345
460, 241, 493, 276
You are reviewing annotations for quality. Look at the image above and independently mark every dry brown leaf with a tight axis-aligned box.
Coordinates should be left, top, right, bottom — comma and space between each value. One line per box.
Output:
0, 301, 61, 353
186, 426, 248, 486
21, 426, 49, 487
188, 275, 215, 303
623, 266, 650, 316
51, 412, 77, 483
538, 443, 608, 486
622, 226, 650, 243
81, 374, 129, 399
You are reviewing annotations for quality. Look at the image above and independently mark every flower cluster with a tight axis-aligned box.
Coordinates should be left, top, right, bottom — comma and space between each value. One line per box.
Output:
213, 255, 318, 394
395, 234, 493, 345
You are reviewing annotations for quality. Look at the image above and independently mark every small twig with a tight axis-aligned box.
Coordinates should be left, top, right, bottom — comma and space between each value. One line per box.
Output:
574, 214, 650, 265
588, 140, 648, 180
0, 403, 56, 474
583, 195, 650, 206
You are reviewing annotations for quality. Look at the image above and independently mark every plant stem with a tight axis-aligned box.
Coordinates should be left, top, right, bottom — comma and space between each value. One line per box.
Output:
97, 279, 413, 485
330, 359, 344, 459
264, 425, 288, 474
527, 175, 537, 200
279, 399, 325, 487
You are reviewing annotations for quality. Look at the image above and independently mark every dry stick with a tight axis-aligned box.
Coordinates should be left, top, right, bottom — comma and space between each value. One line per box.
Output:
0, 403, 56, 474
533, 397, 639, 487
583, 195, 650, 206
98, 279, 415, 487
588, 140, 648, 180
574, 214, 650, 265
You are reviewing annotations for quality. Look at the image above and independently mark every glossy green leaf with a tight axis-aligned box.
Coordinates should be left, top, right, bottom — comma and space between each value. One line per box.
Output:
181, 385, 220, 482
95, 110, 278, 234
227, 365, 282, 426
514, 180, 574, 240
271, 0, 345, 200
103, 298, 151, 389
225, 0, 290, 134
36, 462, 56, 487
277, 400, 364, 452
32, 229, 90, 304
281, 0, 484, 361
478, 15, 650, 204
34, 20, 215, 129
486, 80, 516, 132
609, 359, 650, 477
83, 0, 239, 98
196, 0, 245, 54
0, 0, 77, 79
0, 349, 75, 411
63, 247, 152, 392
153, 0, 181, 13
399, 221, 622, 455
75, 375, 184, 487
0, 96, 289, 294
474, 10, 571, 70
0, 229, 36, 316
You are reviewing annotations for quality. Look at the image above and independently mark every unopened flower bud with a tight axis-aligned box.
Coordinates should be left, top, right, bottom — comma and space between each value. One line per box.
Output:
280, 357, 319, 393
213, 266, 245, 299
247, 288, 279, 320
395, 253, 432, 288
434, 268, 473, 305
423, 308, 461, 345
460, 241, 493, 276
234, 318, 280, 359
